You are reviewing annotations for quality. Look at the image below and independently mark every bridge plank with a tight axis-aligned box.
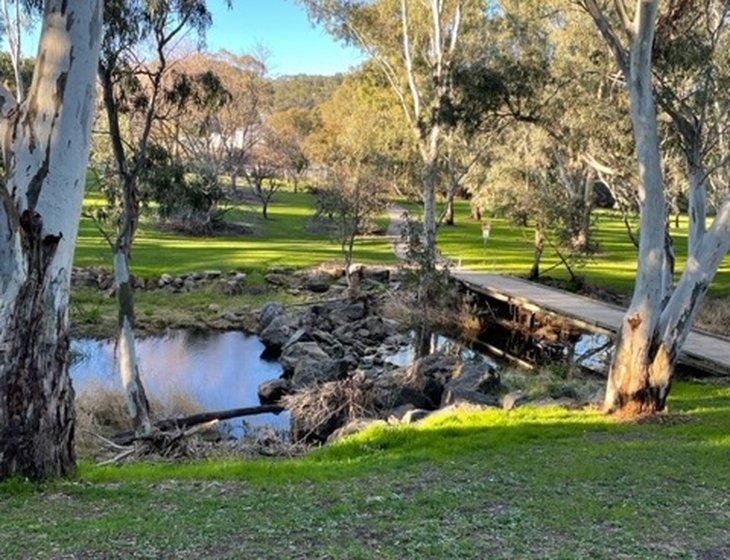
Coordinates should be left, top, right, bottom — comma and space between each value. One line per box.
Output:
452, 271, 730, 376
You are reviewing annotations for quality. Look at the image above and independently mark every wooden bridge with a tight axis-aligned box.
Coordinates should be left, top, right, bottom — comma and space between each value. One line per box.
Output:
452, 271, 730, 376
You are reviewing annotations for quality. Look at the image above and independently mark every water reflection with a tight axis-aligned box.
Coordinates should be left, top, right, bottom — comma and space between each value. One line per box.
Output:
70, 330, 287, 435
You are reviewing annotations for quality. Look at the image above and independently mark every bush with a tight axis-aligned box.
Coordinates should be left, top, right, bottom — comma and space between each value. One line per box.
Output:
141, 144, 227, 234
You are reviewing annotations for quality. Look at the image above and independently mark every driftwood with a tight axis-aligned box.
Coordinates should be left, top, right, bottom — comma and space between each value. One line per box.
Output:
113, 404, 285, 445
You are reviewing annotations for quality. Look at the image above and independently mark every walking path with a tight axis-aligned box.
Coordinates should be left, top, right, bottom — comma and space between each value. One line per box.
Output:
386, 204, 730, 375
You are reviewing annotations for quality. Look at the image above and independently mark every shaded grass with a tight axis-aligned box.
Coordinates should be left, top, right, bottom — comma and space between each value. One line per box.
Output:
1, 381, 728, 559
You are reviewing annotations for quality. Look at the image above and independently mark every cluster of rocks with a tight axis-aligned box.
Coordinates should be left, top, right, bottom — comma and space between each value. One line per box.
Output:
71, 267, 248, 295
254, 297, 512, 442
263, 264, 402, 297
71, 263, 402, 298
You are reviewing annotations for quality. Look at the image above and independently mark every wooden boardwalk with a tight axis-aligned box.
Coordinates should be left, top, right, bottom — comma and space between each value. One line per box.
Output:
452, 271, 730, 376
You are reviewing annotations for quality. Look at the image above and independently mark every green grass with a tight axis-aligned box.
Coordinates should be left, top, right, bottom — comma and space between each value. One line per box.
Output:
75, 190, 396, 277
2, 381, 728, 559
403, 199, 730, 295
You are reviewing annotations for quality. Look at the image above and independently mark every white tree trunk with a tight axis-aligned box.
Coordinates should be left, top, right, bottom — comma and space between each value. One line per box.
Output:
0, 0, 103, 479
114, 249, 152, 436
596, 1, 729, 413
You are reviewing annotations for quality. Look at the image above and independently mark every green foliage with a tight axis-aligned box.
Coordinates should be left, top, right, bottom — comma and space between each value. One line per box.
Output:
140, 145, 226, 234
270, 73, 345, 112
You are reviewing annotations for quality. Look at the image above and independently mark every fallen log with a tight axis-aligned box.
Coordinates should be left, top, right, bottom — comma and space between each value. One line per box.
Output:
112, 404, 286, 445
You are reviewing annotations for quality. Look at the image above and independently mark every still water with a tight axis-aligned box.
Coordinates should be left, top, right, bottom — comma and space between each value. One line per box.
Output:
70, 330, 288, 434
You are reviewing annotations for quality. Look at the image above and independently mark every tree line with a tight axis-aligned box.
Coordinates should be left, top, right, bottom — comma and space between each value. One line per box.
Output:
0, 0, 727, 479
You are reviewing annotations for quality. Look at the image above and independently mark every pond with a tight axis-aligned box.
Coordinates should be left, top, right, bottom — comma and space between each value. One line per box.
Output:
70, 330, 288, 436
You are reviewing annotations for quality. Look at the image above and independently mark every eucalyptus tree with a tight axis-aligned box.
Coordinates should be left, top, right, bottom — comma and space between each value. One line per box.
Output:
299, 0, 479, 296
577, 0, 729, 413
95, 0, 214, 435
0, 0, 29, 101
0, 0, 103, 479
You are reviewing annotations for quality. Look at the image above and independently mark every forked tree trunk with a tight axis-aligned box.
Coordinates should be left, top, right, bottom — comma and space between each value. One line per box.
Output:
114, 249, 152, 435
590, 1, 730, 413
0, 0, 103, 479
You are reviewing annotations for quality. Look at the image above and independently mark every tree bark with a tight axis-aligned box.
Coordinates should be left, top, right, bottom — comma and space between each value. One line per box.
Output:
529, 226, 544, 280
0, 0, 103, 479
114, 249, 152, 436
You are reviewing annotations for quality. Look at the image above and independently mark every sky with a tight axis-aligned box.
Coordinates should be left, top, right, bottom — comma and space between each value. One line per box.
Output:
11, 0, 364, 77
206, 0, 365, 76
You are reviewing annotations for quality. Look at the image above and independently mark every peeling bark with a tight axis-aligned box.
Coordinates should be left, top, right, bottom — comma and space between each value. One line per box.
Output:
0, 0, 103, 479
582, 1, 730, 413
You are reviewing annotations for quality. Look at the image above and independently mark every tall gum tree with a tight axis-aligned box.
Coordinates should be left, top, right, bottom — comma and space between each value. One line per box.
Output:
578, 0, 730, 413
0, 0, 103, 479
96, 0, 212, 435
299, 0, 472, 294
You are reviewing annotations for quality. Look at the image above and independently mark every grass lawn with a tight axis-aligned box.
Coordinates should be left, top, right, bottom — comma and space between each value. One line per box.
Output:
1, 381, 728, 559
403, 199, 730, 296
75, 190, 396, 278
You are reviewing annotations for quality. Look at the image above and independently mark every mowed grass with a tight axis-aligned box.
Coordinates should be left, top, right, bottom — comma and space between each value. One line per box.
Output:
403, 199, 730, 296
75, 189, 396, 277
1, 381, 727, 559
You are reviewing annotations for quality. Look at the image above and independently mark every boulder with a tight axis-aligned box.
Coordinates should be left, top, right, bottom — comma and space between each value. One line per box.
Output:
502, 391, 528, 411
265, 272, 299, 288
259, 314, 298, 351
329, 300, 367, 324
386, 403, 415, 424
258, 302, 285, 330
441, 388, 501, 408
292, 358, 348, 388
158, 273, 173, 287
258, 378, 293, 404
401, 408, 431, 424
305, 274, 330, 293
280, 342, 330, 373
327, 419, 387, 442
444, 359, 501, 395
204, 269, 223, 279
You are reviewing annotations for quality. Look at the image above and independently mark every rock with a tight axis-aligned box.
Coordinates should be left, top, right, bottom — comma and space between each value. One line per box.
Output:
265, 273, 299, 288
305, 274, 330, 293
292, 357, 348, 388
258, 378, 292, 404
441, 388, 501, 408
207, 303, 221, 312
327, 419, 387, 442
260, 314, 298, 350
158, 273, 173, 287
219, 279, 244, 295
204, 269, 223, 279
231, 272, 247, 283
444, 359, 501, 395
329, 300, 367, 324
502, 391, 528, 411
401, 408, 431, 424
183, 278, 196, 291
258, 302, 285, 329
532, 396, 579, 409
280, 342, 330, 373
386, 403, 415, 424
362, 266, 390, 283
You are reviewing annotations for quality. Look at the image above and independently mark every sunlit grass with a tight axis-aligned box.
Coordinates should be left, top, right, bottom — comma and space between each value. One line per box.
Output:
75, 190, 397, 277
1, 381, 727, 558
427, 200, 729, 295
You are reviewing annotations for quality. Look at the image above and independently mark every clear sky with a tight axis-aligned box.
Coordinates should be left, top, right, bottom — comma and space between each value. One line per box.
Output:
13, 0, 365, 77
205, 0, 364, 76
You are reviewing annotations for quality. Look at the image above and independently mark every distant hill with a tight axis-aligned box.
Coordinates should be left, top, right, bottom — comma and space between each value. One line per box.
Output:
270, 74, 345, 112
